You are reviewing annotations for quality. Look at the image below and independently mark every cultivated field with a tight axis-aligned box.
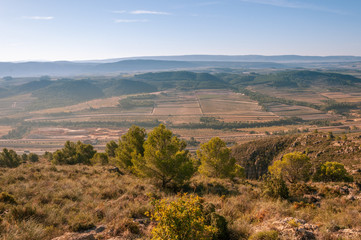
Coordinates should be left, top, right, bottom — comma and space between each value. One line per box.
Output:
320, 92, 361, 103
2, 87, 361, 154
248, 86, 329, 104
266, 103, 335, 120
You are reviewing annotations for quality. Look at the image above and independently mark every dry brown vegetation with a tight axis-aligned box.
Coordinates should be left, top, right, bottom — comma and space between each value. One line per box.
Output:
0, 159, 360, 240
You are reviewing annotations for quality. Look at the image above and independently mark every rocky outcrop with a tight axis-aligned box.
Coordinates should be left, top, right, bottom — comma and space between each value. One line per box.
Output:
334, 228, 361, 239
232, 136, 296, 179
232, 132, 361, 180
52, 226, 105, 240
272, 217, 318, 240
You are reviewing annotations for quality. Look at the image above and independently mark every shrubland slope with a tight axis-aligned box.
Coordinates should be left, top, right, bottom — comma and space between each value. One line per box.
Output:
233, 132, 361, 180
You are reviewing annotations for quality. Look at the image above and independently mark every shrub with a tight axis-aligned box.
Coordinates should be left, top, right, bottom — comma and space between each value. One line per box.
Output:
314, 162, 353, 182
197, 137, 244, 179
147, 193, 217, 240
28, 153, 39, 163
289, 183, 317, 198
43, 151, 53, 161
207, 212, 229, 240
0, 148, 21, 168
262, 175, 289, 199
105, 140, 118, 158
249, 230, 280, 240
91, 152, 108, 165
269, 152, 312, 183
0, 192, 17, 204
115, 125, 146, 169
52, 141, 96, 165
133, 124, 196, 188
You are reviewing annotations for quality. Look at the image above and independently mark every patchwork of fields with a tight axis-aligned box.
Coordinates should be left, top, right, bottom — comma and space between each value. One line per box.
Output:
2, 86, 361, 153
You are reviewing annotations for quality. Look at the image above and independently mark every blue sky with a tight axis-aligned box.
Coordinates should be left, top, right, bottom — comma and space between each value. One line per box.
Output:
1, 0, 361, 61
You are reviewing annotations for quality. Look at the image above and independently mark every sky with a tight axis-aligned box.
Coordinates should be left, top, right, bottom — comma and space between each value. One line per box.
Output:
1, 0, 361, 61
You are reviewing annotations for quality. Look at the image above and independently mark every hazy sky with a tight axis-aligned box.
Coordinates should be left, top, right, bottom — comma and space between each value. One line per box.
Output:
1, 0, 361, 61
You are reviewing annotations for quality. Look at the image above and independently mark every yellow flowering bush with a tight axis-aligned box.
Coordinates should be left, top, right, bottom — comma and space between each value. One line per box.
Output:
147, 193, 217, 240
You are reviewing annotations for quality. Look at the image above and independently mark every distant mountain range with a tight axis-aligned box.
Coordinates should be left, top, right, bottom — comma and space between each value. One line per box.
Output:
1, 55, 360, 77
95, 55, 361, 63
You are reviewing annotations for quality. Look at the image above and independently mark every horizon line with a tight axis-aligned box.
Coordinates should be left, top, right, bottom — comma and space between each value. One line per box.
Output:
2, 54, 361, 63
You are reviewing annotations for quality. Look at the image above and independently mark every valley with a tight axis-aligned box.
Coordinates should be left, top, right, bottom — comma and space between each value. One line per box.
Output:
2, 69, 361, 154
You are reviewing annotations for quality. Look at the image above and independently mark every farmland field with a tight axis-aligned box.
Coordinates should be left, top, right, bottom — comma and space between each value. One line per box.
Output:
1, 85, 360, 154
320, 92, 361, 103
266, 103, 335, 120
248, 86, 329, 104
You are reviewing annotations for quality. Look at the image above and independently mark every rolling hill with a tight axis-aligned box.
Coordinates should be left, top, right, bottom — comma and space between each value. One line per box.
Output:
2, 55, 361, 77
133, 71, 229, 90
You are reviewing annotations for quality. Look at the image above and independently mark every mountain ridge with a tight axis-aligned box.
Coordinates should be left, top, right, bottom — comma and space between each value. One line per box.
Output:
1, 55, 361, 77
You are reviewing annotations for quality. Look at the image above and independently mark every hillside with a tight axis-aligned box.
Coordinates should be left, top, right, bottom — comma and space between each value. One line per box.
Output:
133, 71, 229, 90
100, 79, 158, 97
0, 61, 94, 77
120, 54, 361, 63
219, 70, 361, 88
93, 60, 197, 73
14, 79, 53, 93
0, 129, 361, 239
2, 55, 361, 77
0, 78, 160, 111
0, 69, 360, 119
253, 70, 361, 88
232, 132, 361, 180
30, 80, 105, 109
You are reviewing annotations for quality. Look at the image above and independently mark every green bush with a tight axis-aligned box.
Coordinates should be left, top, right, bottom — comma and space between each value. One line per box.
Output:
197, 137, 244, 179
314, 162, 353, 182
52, 141, 96, 165
0, 192, 17, 205
0, 148, 21, 168
207, 212, 229, 240
148, 193, 217, 240
91, 152, 108, 166
105, 140, 118, 158
132, 124, 195, 188
28, 153, 39, 163
262, 175, 289, 199
268, 152, 312, 183
115, 125, 146, 169
43, 151, 53, 161
289, 183, 317, 198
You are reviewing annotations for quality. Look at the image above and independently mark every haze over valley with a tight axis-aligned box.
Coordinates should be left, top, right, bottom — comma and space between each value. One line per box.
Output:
1, 1, 361, 239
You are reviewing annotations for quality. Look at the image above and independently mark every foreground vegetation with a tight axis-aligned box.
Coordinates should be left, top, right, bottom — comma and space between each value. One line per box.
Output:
0, 125, 360, 239
0, 161, 360, 239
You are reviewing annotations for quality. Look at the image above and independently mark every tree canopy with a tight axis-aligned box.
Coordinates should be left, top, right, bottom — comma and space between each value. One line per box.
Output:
132, 124, 195, 187
269, 152, 312, 183
0, 148, 21, 168
314, 161, 353, 182
52, 141, 96, 165
115, 125, 146, 169
197, 137, 244, 179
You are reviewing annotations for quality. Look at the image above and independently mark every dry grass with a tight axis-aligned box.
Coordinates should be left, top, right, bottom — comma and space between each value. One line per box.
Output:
0, 161, 163, 239
0, 160, 360, 239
